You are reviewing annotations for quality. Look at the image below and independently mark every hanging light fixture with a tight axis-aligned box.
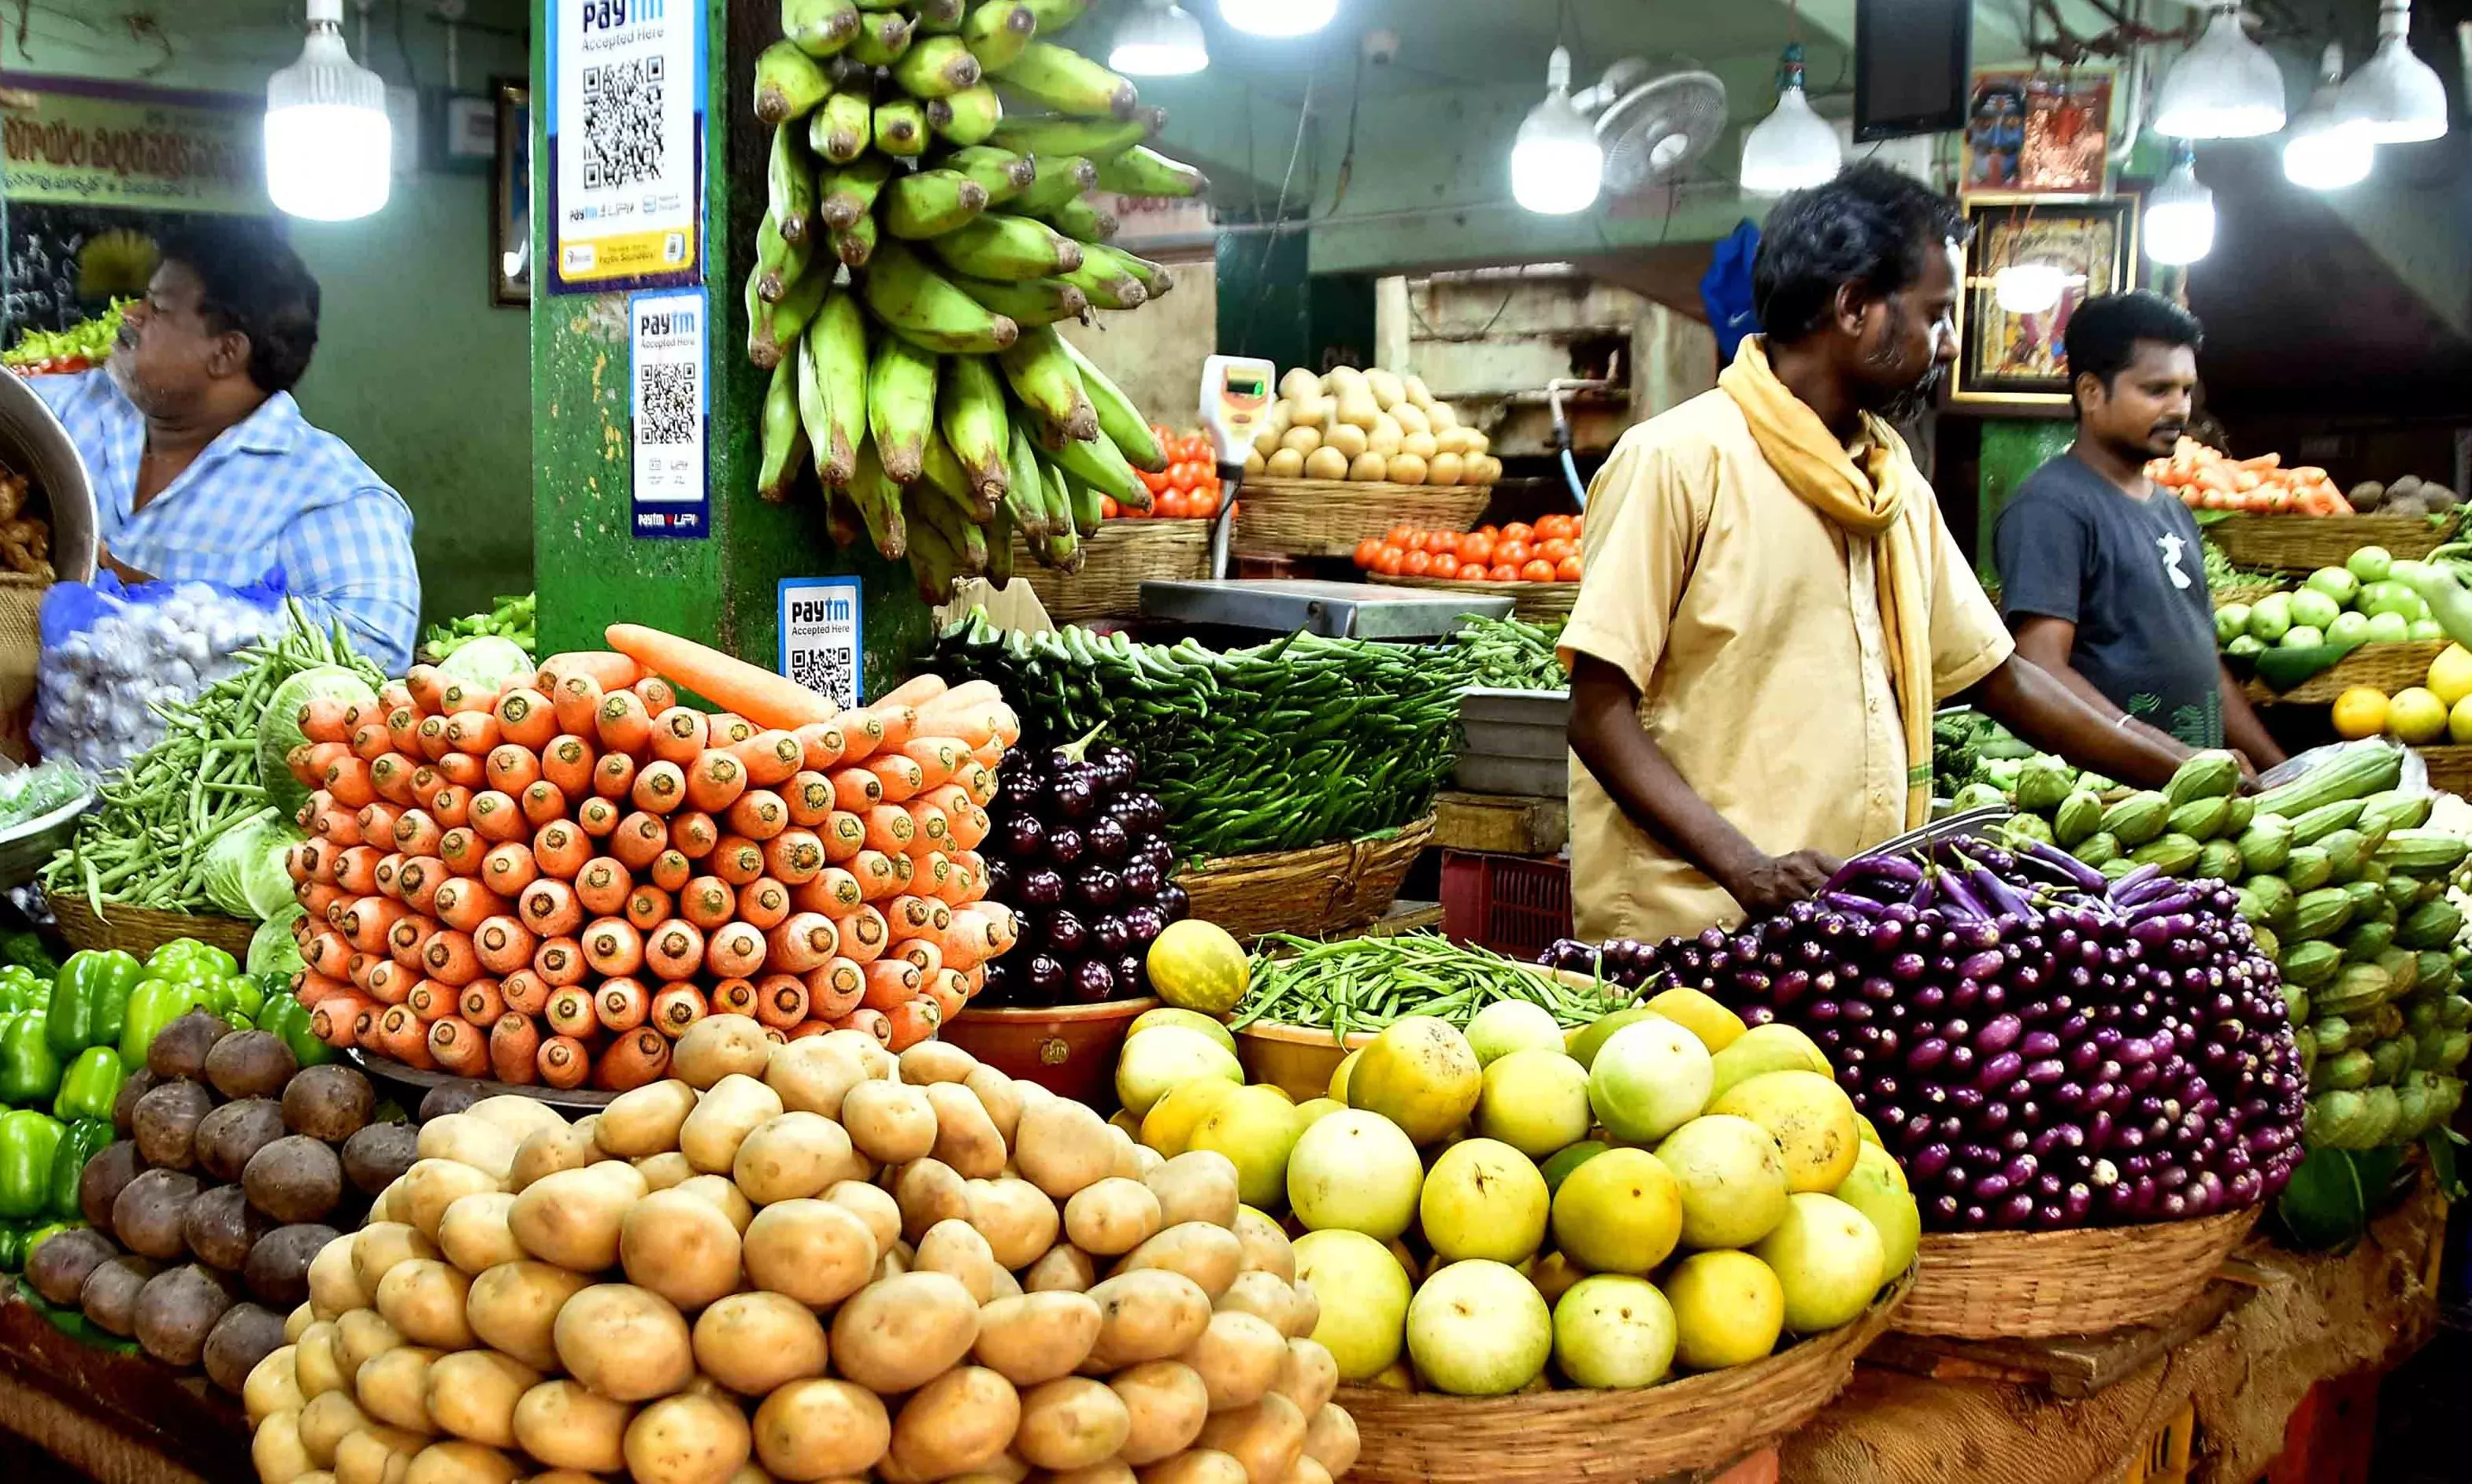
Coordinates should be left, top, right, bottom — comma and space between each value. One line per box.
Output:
1110, 1, 1208, 76
1510, 46, 1602, 214
1215, 0, 1335, 40
265, 0, 391, 220
2340, 0, 2448, 142
1740, 42, 1840, 194
2145, 146, 2216, 265
2285, 43, 2374, 188
2151, 3, 2285, 139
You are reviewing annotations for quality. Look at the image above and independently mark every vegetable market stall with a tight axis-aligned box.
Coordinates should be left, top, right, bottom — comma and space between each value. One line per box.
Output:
0, 1277, 249, 1484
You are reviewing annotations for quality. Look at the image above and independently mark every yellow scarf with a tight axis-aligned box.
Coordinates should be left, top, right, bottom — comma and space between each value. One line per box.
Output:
1719, 335, 1936, 829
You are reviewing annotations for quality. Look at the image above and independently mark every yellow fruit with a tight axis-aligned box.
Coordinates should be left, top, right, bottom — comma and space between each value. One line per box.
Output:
1830, 1142, 1920, 1280
1707, 1023, 1832, 1102
1547, 1148, 1681, 1275
1751, 1192, 1885, 1334
2387, 686, 2450, 744
1116, 1026, 1243, 1119
1644, 986, 1746, 1053
1188, 1085, 1306, 1209
1346, 1017, 1482, 1145
1475, 1049, 1592, 1159
1708, 1070, 1862, 1193
1418, 1138, 1549, 1264
2452, 694, 2472, 746
1140, 1075, 1240, 1156
1329, 1049, 1361, 1101
1292, 1097, 1347, 1131
2430, 643, 2472, 707
1146, 920, 1250, 1013
2332, 686, 2390, 740
1128, 1006, 1237, 1055
1653, 1114, 1791, 1249
1292, 1230, 1412, 1379
1664, 1250, 1784, 1369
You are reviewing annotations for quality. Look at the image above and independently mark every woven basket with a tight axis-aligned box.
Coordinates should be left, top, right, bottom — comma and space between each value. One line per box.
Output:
1176, 816, 1435, 941
1335, 1268, 1909, 1484
47, 894, 258, 960
1369, 572, 1577, 623
1895, 1205, 2259, 1339
2211, 581, 2284, 610
1010, 520, 1213, 621
2418, 743, 2472, 797
2243, 640, 2444, 705
1233, 479, 1492, 558
2208, 511, 2459, 572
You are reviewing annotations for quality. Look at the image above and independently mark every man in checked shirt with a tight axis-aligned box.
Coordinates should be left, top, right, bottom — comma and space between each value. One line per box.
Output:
35, 221, 421, 671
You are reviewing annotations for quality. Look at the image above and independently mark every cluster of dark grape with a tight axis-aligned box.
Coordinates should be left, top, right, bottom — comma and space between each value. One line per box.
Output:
978, 740, 1187, 1006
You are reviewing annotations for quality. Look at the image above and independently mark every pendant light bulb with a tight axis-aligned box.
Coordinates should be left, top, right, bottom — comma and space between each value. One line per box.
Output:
1215, 0, 1335, 40
265, 0, 391, 221
1110, 1, 1208, 76
2151, 3, 2287, 139
2284, 43, 2374, 189
2338, 0, 2448, 142
1510, 46, 1603, 215
2145, 149, 2216, 265
1740, 43, 1841, 194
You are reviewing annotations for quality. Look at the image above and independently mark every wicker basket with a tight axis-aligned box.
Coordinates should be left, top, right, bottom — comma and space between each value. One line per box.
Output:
1010, 520, 1213, 621
2418, 743, 2472, 796
46, 894, 258, 960
2243, 640, 2444, 705
1175, 816, 1435, 941
1369, 573, 1577, 623
2208, 511, 2459, 572
2211, 581, 2285, 610
1233, 479, 1492, 558
1335, 1268, 1909, 1484
1895, 1205, 2259, 1339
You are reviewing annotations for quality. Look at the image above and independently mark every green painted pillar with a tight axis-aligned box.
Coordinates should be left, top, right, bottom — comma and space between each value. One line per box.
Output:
528, 0, 932, 698
1977, 419, 2077, 584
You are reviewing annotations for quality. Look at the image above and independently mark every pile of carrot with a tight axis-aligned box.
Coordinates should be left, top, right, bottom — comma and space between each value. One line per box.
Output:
2149, 437, 2354, 516
280, 623, 1023, 1092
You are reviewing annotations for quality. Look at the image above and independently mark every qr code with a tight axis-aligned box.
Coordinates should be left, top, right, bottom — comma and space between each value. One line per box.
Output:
639, 362, 699, 446
581, 56, 665, 191
789, 647, 856, 707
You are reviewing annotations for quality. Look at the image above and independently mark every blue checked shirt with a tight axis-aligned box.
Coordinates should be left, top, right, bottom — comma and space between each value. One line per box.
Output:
33, 371, 421, 672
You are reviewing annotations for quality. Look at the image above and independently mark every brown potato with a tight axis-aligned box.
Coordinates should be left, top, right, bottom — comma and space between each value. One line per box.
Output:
553, 1283, 695, 1401
825, 1179, 901, 1253
424, 1350, 541, 1447
335, 1307, 405, 1379
896, 1039, 977, 1086
1213, 1271, 1299, 1339
598, 1081, 699, 1158
690, 1291, 827, 1396
244, 1343, 306, 1424
1134, 1449, 1247, 1484
461, 1095, 568, 1146
962, 1176, 1060, 1270
299, 1385, 372, 1466
254, 1409, 313, 1484
1110, 1360, 1208, 1466
1014, 1098, 1114, 1200
624, 1392, 751, 1484
1273, 1338, 1338, 1416
828, 1271, 980, 1393
1184, 1311, 1285, 1412
251, 1224, 345, 1312
894, 1157, 970, 1242
512, 1380, 634, 1472
1229, 1208, 1294, 1284
1288, 1278, 1319, 1340
679, 1073, 784, 1174
1087, 1270, 1213, 1369
671, 1015, 773, 1090
1143, 1153, 1240, 1230
620, 1188, 744, 1312
465, 1260, 592, 1369
763, 1037, 872, 1119
435, 1192, 524, 1275
1024, 1243, 1097, 1293
1192, 1393, 1305, 1484
739, 1197, 877, 1308
841, 1080, 936, 1165
507, 1164, 637, 1271
671, 1173, 757, 1233
750, 1379, 889, 1481
402, 1440, 521, 1484
1046, 1464, 1135, 1484
333, 1424, 428, 1484
509, 1121, 602, 1192
287, 1301, 316, 1342
635, 1150, 696, 1192
914, 1218, 999, 1304
888, 1366, 1018, 1481
1120, 1223, 1244, 1300
1014, 1376, 1132, 1473
1065, 1178, 1162, 1257
816, 1027, 895, 1080
732, 1111, 858, 1205
354, 1345, 443, 1433
973, 1291, 1102, 1386
375, 1260, 474, 1350
398, 1160, 503, 1243
415, 1115, 518, 1186
1301, 1402, 1357, 1476
350, 1223, 441, 1297
343, 1123, 422, 1197
989, 1264, 1023, 1301
287, 1319, 346, 1397
1106, 1126, 1146, 1181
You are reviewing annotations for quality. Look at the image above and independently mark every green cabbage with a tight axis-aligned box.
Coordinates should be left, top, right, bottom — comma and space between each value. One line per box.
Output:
201, 813, 302, 920
437, 635, 536, 694
248, 905, 307, 979
258, 664, 380, 820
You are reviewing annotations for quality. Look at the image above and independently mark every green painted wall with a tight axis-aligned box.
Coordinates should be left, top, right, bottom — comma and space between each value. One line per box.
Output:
2, 0, 534, 627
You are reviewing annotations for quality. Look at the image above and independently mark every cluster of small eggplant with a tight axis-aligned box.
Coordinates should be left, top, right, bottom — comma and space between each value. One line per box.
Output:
975, 738, 1185, 1005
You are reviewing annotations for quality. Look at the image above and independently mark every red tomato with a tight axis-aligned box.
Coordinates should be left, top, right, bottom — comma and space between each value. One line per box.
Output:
1458, 533, 1495, 565
1431, 553, 1461, 579
1501, 522, 1535, 544
1538, 538, 1576, 564
1140, 468, 1169, 494
1385, 526, 1416, 549
1195, 492, 1220, 517
1520, 558, 1556, 583
1422, 530, 1458, 553
1167, 462, 1199, 494
1479, 524, 1501, 537
1374, 546, 1408, 576
1536, 514, 1577, 541
1570, 514, 1584, 535
1495, 540, 1532, 568
1555, 553, 1584, 581
1488, 563, 1519, 583
1403, 550, 1434, 577
1155, 492, 1186, 519
1101, 495, 1120, 518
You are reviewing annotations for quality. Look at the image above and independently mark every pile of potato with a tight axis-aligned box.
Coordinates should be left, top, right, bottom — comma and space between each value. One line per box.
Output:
240, 1013, 1358, 1484
1245, 367, 1499, 488
24, 1010, 414, 1396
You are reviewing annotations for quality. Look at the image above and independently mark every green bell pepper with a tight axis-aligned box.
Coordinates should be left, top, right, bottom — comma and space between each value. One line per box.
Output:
0, 1109, 65, 1220
0, 1012, 60, 1106
0, 1222, 24, 1271
227, 975, 266, 1022
46, 950, 141, 1060
258, 993, 333, 1068
0, 964, 46, 1013
53, 1049, 122, 1124
46, 1119, 109, 1223
146, 939, 239, 984
119, 978, 210, 1068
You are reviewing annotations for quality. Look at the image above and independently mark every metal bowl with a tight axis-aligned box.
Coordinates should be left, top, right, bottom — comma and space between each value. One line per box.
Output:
0, 372, 98, 582
0, 785, 94, 890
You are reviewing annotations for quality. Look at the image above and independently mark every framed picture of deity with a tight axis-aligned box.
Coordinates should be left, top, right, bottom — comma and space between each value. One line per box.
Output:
1952, 194, 2137, 409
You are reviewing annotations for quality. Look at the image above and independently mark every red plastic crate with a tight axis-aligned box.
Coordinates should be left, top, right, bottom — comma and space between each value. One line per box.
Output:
1440, 849, 1573, 961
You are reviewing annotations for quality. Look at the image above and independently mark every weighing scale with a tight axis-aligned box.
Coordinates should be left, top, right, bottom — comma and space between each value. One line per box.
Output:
1139, 356, 1515, 640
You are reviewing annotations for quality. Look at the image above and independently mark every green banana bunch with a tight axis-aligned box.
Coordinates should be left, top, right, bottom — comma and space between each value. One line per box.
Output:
866, 334, 939, 483
991, 41, 1137, 120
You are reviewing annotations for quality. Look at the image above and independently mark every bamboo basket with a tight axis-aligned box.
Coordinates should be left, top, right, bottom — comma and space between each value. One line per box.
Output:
1895, 1205, 2259, 1339
47, 894, 258, 960
1175, 816, 1435, 941
1369, 572, 1577, 623
2417, 744, 2472, 797
1233, 479, 1492, 558
1334, 1269, 1910, 1484
2242, 639, 2444, 705
1009, 520, 1213, 621
2207, 511, 2459, 572
2211, 580, 2285, 609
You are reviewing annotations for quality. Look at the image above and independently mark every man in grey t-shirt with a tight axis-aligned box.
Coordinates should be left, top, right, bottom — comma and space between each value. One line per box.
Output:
1992, 293, 2283, 768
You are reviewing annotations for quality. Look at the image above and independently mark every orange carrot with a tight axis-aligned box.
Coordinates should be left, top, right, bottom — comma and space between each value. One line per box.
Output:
806, 960, 865, 1020
536, 1034, 591, 1089
364, 960, 418, 1006
709, 977, 759, 1019
501, 969, 551, 1018
763, 829, 825, 885
300, 696, 357, 744
350, 720, 392, 764
648, 850, 692, 894
304, 927, 354, 979
539, 650, 644, 695
891, 937, 942, 979
613, 811, 670, 871
707, 920, 767, 979
550, 673, 606, 737
835, 904, 889, 964
625, 883, 674, 931
378, 1005, 435, 1068
436, 827, 484, 879
670, 811, 721, 860
884, 997, 942, 1052
435, 752, 486, 791
737, 878, 792, 931
346, 952, 379, 993
794, 723, 849, 772
369, 753, 420, 806
830, 1007, 891, 1046
445, 710, 502, 757
582, 917, 645, 977
387, 911, 435, 968
753, 974, 809, 1030
380, 705, 423, 757
406, 765, 449, 812
494, 688, 558, 750
632, 760, 688, 816
534, 820, 591, 879
437, 678, 499, 717
710, 836, 766, 886
820, 812, 867, 863
301, 880, 350, 927
796, 867, 864, 916
519, 781, 569, 829
490, 1011, 542, 1085
925, 969, 970, 1020
651, 706, 710, 765
604, 623, 843, 729
829, 769, 884, 813
475, 916, 539, 977
430, 785, 473, 829
459, 977, 507, 1027
596, 690, 653, 757
901, 736, 968, 789
904, 799, 951, 853
679, 875, 736, 931
862, 958, 924, 1011
685, 751, 748, 813
865, 753, 927, 804
573, 798, 621, 840
727, 790, 789, 841
543, 735, 596, 796
567, 859, 627, 920
768, 913, 841, 973
393, 809, 444, 859
520, 877, 585, 938
848, 850, 903, 903
485, 744, 543, 797
535, 937, 589, 987
406, 664, 449, 715
332, 846, 383, 896
415, 715, 454, 762
592, 751, 638, 801
423, 929, 482, 987
635, 675, 678, 715
651, 983, 710, 1039
708, 713, 759, 746
429, 1016, 489, 1077
469, 790, 527, 846
860, 705, 917, 753
947, 804, 989, 853
860, 807, 917, 856
595, 975, 651, 1033
342, 896, 408, 953
880, 674, 950, 709
784, 772, 835, 827
594, 1027, 672, 1090
314, 994, 373, 1049
945, 909, 1003, 963
434, 878, 507, 934
325, 757, 377, 809
644, 920, 707, 981
377, 679, 416, 714
734, 731, 806, 787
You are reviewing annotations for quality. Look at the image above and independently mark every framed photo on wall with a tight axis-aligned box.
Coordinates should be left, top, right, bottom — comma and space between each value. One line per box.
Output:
491, 80, 530, 308
1953, 194, 2137, 409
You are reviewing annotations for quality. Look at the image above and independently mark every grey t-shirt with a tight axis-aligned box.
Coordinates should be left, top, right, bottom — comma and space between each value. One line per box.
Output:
1993, 451, 2223, 747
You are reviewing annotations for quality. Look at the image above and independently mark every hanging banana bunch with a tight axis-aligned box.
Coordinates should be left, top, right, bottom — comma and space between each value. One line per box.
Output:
749, 0, 1208, 603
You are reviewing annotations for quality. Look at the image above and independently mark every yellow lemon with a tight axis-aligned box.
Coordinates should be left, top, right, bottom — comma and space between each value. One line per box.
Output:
2387, 686, 2450, 745
1140, 1075, 1242, 1156
2450, 694, 2472, 746
2332, 686, 2389, 740
2430, 643, 2472, 707
1147, 919, 1250, 1013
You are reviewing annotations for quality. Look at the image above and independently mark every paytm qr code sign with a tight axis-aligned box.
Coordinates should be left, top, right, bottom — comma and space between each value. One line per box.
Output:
629, 288, 709, 538
548, 0, 702, 291
779, 578, 865, 709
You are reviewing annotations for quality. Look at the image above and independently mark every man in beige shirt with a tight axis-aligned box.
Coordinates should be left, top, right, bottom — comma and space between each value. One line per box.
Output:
1562, 165, 2192, 945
